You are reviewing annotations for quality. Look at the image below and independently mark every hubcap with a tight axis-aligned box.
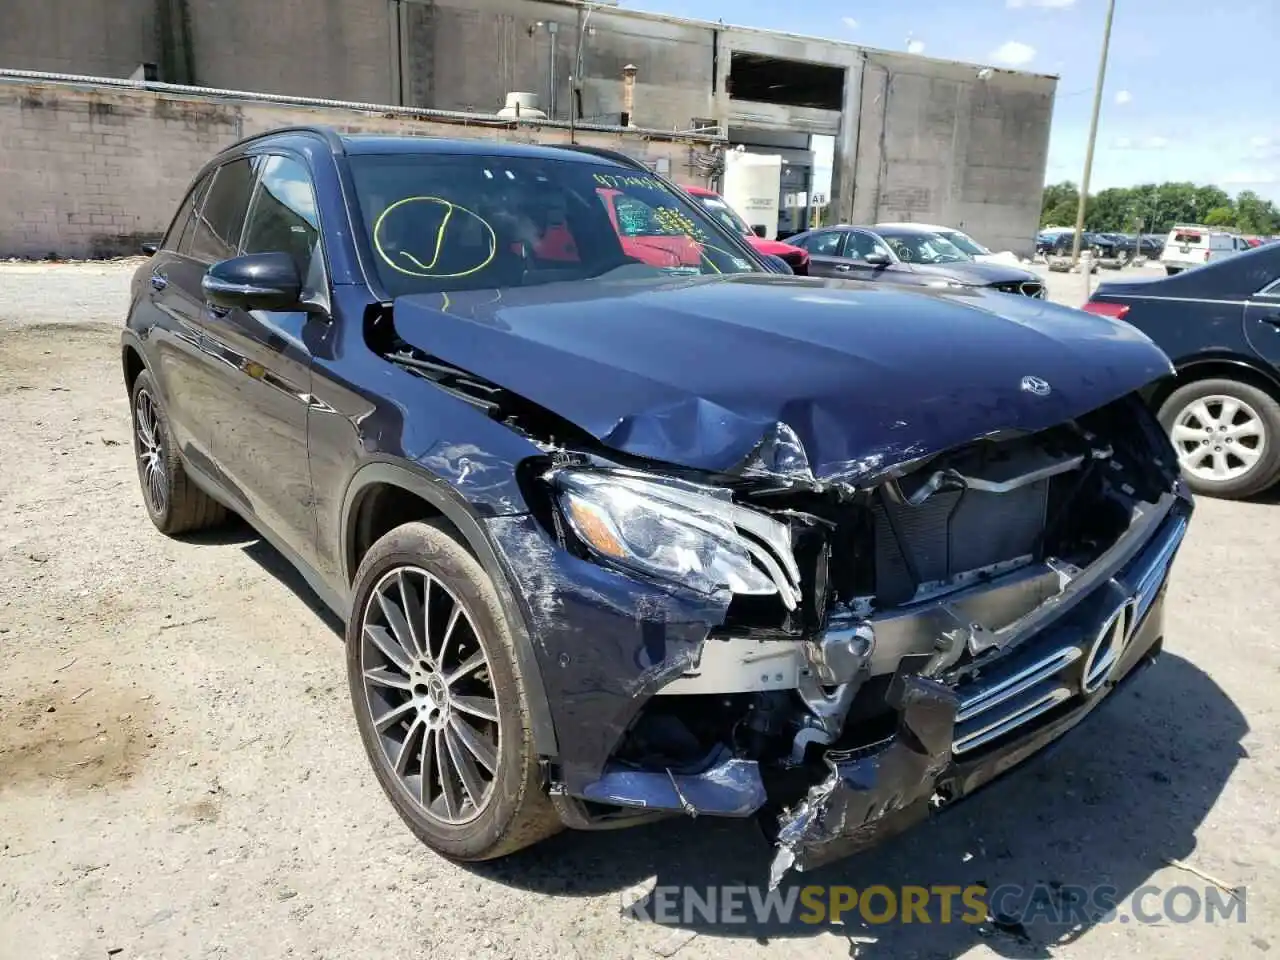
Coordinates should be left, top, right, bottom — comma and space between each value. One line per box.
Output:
360, 567, 500, 825
134, 389, 167, 514
1170, 395, 1265, 483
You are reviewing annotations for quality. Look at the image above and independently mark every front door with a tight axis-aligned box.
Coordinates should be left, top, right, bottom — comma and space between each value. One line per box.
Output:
201, 153, 325, 567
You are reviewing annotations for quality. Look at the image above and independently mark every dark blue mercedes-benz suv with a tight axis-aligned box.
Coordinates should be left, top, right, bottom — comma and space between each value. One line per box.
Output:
122, 126, 1194, 883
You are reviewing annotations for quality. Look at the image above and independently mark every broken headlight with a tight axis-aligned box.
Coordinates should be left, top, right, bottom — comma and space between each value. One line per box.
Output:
551, 469, 803, 607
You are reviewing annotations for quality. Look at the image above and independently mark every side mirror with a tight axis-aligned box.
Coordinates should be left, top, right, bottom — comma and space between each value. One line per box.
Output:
141, 240, 160, 256
762, 254, 794, 275
203, 252, 303, 312
864, 251, 891, 266
752, 225, 768, 238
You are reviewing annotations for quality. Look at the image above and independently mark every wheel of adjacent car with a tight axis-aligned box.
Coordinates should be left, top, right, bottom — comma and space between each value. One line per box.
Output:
1165, 266, 1182, 276
346, 520, 562, 861
1158, 379, 1280, 499
129, 369, 228, 535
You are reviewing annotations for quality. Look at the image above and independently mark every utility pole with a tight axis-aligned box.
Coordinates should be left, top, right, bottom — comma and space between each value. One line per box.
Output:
1070, 0, 1117, 267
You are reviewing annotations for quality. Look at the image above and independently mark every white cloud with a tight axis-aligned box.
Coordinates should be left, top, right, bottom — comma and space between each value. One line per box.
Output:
990, 41, 1036, 67
1250, 136, 1272, 148
1008, 0, 1076, 8
1114, 90, 1132, 105
1223, 170, 1277, 185
1113, 135, 1169, 150
907, 39, 926, 54
842, 16, 858, 29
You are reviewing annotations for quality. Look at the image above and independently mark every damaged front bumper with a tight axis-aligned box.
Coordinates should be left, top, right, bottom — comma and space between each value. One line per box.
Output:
484, 480, 1190, 881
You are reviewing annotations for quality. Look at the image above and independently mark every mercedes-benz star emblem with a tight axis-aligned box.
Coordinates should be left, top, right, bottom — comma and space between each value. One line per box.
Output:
1082, 598, 1137, 694
1020, 375, 1052, 396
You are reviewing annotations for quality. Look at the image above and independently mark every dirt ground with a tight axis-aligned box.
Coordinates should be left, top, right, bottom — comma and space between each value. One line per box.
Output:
1, 260, 1277, 960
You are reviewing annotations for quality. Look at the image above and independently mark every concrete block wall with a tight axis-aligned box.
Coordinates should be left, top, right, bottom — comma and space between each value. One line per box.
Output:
849, 52, 1054, 256
0, 79, 715, 259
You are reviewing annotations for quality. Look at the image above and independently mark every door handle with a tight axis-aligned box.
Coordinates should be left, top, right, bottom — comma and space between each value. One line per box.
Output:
1259, 312, 1280, 328
149, 274, 168, 291
207, 303, 231, 319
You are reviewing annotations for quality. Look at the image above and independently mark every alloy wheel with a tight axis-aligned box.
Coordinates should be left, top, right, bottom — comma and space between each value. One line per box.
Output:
134, 389, 168, 514
1170, 394, 1266, 483
359, 566, 501, 826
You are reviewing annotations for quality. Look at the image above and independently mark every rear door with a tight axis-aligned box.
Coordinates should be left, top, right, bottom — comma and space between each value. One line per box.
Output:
200, 153, 324, 564
1244, 274, 1280, 370
145, 170, 219, 471
793, 229, 849, 277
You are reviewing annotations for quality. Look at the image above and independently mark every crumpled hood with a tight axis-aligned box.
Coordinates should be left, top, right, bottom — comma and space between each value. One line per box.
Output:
392, 274, 1174, 484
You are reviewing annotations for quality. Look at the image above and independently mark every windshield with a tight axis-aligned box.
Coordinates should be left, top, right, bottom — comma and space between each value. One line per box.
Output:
876, 230, 972, 264
939, 230, 990, 257
348, 154, 761, 296
694, 194, 752, 237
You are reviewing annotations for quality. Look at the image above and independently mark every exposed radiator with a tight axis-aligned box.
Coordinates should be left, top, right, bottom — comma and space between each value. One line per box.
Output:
872, 482, 1049, 605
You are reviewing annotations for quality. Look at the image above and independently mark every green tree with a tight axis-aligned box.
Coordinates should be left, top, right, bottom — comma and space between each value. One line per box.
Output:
1235, 191, 1280, 234
1203, 206, 1236, 227
1040, 181, 1080, 228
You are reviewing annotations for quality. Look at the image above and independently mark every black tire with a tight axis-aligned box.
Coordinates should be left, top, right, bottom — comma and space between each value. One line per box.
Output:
1158, 378, 1280, 499
1165, 266, 1182, 276
129, 369, 228, 535
346, 520, 562, 861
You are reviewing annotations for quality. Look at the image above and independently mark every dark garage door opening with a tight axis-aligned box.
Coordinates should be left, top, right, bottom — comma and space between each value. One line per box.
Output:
728, 52, 845, 110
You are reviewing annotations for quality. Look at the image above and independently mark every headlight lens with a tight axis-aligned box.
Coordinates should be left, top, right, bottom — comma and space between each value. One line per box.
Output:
551, 469, 801, 606
924, 278, 971, 289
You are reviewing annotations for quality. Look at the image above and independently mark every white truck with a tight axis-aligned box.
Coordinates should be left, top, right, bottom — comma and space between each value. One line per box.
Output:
1160, 225, 1253, 275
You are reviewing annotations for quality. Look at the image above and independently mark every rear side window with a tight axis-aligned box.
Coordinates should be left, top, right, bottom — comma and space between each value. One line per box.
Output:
161, 174, 207, 253
188, 158, 258, 263
241, 155, 322, 279
1173, 230, 1205, 246
805, 231, 845, 256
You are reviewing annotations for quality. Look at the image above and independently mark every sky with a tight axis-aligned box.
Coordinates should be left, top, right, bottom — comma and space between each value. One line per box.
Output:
620, 0, 1279, 202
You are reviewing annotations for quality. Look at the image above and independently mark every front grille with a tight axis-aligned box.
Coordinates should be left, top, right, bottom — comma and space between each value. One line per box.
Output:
992, 281, 1045, 299
950, 511, 1187, 756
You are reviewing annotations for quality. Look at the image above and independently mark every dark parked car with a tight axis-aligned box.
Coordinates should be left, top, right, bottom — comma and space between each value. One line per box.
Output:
787, 224, 1047, 297
1084, 241, 1280, 499
123, 126, 1192, 883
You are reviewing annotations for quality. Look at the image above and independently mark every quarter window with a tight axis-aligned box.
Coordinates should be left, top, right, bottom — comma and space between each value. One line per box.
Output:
241, 155, 321, 279
187, 158, 258, 263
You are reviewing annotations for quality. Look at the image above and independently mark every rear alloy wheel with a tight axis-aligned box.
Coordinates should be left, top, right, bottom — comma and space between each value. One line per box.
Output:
1159, 379, 1280, 499
346, 520, 561, 860
130, 369, 227, 535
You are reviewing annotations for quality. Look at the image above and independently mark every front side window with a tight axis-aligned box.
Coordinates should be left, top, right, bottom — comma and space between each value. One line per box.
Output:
241, 155, 321, 279
846, 230, 893, 261
348, 154, 760, 297
188, 157, 258, 263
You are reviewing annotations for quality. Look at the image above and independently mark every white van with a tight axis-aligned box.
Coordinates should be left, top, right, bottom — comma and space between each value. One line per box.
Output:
1160, 225, 1252, 275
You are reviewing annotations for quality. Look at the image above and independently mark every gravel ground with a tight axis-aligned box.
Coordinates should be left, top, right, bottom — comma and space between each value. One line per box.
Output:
1, 260, 1276, 960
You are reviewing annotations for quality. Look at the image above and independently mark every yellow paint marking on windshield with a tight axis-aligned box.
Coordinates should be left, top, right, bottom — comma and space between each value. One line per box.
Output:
372, 196, 497, 279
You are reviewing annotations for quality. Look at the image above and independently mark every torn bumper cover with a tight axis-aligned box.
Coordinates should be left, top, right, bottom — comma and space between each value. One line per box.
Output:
768, 526, 1176, 885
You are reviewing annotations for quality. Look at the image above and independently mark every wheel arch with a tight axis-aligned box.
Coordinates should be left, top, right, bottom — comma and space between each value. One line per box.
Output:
121, 337, 148, 395
1149, 354, 1280, 415
340, 461, 559, 757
